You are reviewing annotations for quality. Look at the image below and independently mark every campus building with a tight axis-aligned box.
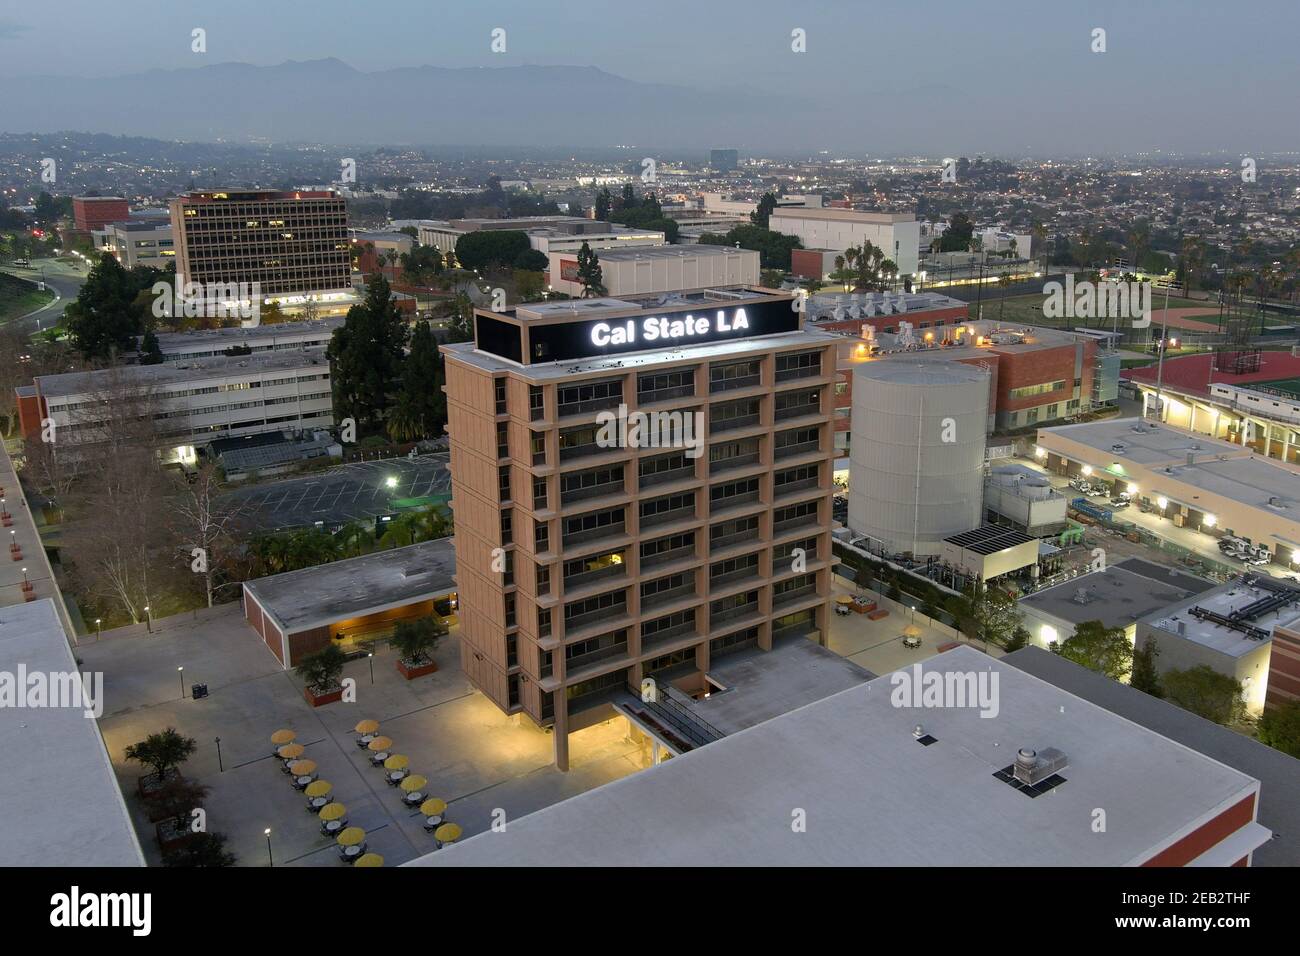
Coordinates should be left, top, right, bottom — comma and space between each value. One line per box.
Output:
151, 316, 344, 362
409, 646, 1273, 866
92, 218, 175, 269
417, 216, 663, 257
777, 207, 921, 279
17, 348, 334, 462
1035, 417, 1300, 571
822, 312, 1113, 455
442, 288, 840, 769
545, 244, 759, 298
168, 188, 352, 305
243, 538, 458, 667
1124, 349, 1300, 467
72, 195, 130, 232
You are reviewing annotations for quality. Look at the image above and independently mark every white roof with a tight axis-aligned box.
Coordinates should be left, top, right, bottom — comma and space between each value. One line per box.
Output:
0, 600, 144, 866
407, 646, 1261, 867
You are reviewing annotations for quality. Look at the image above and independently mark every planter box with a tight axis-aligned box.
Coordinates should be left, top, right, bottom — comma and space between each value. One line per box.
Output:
136, 768, 181, 801
396, 659, 438, 680
303, 686, 343, 707
155, 819, 199, 853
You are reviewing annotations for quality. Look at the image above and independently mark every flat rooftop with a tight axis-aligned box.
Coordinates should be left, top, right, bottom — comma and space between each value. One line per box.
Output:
1039, 418, 1300, 512
408, 646, 1262, 867
0, 599, 144, 866
567, 244, 757, 263
1144, 577, 1300, 657
154, 317, 343, 351
688, 636, 874, 735
36, 347, 330, 399
944, 525, 1035, 556
1020, 557, 1215, 630
1006, 646, 1299, 867
242, 537, 457, 633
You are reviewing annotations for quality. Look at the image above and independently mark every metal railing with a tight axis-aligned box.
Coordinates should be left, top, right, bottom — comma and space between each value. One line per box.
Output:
710, 564, 759, 587
640, 583, 696, 610
773, 583, 817, 606
640, 544, 695, 569
775, 440, 820, 460
639, 466, 695, 488
561, 481, 625, 505
641, 619, 697, 648
564, 603, 627, 633
640, 506, 696, 529
563, 562, 626, 591
773, 513, 819, 534
710, 412, 760, 433
565, 641, 629, 672
775, 401, 820, 421
623, 683, 724, 749
709, 489, 760, 511
774, 476, 820, 496
557, 394, 623, 418
562, 521, 625, 547
709, 452, 760, 474
709, 528, 758, 550
710, 601, 758, 626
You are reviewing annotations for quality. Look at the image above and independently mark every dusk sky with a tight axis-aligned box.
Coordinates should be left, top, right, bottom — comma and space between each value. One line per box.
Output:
2, 0, 1297, 153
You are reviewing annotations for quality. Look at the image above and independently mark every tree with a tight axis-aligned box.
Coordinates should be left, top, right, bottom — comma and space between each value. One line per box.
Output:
125, 728, 197, 783
162, 832, 237, 867
972, 586, 1022, 649
576, 241, 605, 297
1256, 700, 1300, 758
750, 192, 778, 228
939, 213, 974, 253
594, 187, 612, 222
63, 253, 143, 361
514, 248, 548, 272
1056, 620, 1133, 681
445, 291, 474, 343
454, 230, 531, 274
398, 245, 444, 286
295, 644, 347, 693
620, 183, 636, 209
138, 329, 164, 365
1130, 640, 1163, 697
698, 224, 803, 270
1164, 666, 1247, 725
390, 615, 447, 665
168, 462, 242, 608
326, 274, 410, 433
387, 320, 445, 443
1004, 627, 1030, 652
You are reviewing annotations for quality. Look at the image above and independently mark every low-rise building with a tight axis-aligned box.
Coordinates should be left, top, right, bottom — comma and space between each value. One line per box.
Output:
93, 218, 175, 269
408, 645, 1272, 867
546, 244, 759, 298
18, 348, 334, 463
776, 207, 921, 278
1138, 575, 1300, 715
417, 216, 662, 257
151, 317, 344, 362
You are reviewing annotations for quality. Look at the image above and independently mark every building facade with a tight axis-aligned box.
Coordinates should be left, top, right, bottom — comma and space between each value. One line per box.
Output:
442, 289, 839, 769
93, 219, 175, 269
546, 245, 759, 298
168, 188, 351, 300
773, 208, 921, 278
72, 196, 130, 232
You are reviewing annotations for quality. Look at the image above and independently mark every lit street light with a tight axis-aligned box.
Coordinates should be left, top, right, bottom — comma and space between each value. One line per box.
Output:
368, 651, 374, 684
385, 476, 398, 490
144, 605, 152, 634
177, 665, 185, 699
265, 828, 273, 867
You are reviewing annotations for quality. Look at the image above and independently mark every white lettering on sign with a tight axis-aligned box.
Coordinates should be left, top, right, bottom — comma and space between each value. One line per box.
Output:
589, 309, 750, 349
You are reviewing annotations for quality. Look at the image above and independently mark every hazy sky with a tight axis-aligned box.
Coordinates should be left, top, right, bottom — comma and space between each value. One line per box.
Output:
1, 0, 1297, 153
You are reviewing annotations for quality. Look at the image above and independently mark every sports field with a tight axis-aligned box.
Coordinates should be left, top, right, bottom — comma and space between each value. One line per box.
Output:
1255, 377, 1300, 399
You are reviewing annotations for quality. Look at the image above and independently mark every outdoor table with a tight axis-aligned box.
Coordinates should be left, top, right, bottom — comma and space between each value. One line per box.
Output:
423, 814, 443, 831
356, 734, 375, 749
323, 819, 345, 836
403, 791, 425, 806
308, 795, 333, 812
341, 844, 365, 861
386, 770, 408, 786
369, 751, 390, 766
293, 774, 315, 789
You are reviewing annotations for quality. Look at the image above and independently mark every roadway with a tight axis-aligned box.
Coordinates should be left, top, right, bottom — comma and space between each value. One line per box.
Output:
1, 256, 88, 334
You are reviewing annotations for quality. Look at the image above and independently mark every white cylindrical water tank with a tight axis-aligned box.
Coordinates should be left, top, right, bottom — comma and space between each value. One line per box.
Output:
849, 360, 990, 556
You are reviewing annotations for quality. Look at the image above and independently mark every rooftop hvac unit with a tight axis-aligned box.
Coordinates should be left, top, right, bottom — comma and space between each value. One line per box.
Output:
1013, 747, 1069, 786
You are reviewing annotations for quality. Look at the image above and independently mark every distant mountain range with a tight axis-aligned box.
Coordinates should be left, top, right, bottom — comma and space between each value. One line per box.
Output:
0, 58, 791, 149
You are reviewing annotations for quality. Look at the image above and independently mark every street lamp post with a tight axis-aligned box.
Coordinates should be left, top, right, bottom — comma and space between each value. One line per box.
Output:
144, 605, 152, 634
264, 828, 273, 867
215, 736, 224, 773
177, 666, 185, 699
95, 618, 102, 640
368, 652, 374, 684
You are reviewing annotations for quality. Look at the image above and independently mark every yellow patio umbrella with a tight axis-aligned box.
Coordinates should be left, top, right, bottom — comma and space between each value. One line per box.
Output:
434, 822, 462, 844
419, 797, 447, 817
383, 754, 409, 771
353, 853, 384, 867
367, 736, 393, 752
902, 624, 923, 638
277, 743, 305, 760
270, 729, 296, 745
305, 780, 333, 798
336, 827, 366, 847
319, 802, 347, 822
399, 774, 427, 793
288, 759, 317, 776
354, 719, 380, 734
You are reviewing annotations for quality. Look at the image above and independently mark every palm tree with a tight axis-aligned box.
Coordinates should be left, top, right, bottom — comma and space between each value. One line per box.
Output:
997, 273, 1013, 319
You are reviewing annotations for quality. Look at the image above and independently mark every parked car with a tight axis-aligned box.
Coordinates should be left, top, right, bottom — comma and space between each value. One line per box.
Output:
1109, 498, 1130, 509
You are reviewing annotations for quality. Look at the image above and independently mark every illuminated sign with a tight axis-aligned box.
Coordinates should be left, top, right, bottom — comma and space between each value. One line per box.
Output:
524, 299, 800, 363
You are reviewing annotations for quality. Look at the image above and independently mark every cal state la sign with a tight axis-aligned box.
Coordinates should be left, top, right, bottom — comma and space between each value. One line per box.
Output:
528, 299, 800, 363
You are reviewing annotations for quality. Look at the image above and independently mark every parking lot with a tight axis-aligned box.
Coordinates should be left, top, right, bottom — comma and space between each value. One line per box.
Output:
222, 454, 452, 532
80, 604, 649, 867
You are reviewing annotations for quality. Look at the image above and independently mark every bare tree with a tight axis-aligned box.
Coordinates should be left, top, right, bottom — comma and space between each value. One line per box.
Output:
167, 462, 244, 608
59, 370, 178, 623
